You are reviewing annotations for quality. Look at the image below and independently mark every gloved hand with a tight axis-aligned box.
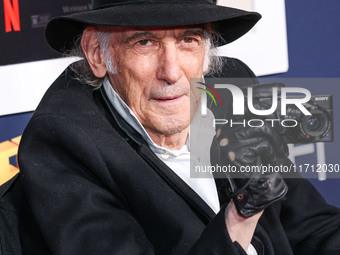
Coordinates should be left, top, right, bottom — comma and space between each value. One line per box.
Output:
211, 83, 291, 217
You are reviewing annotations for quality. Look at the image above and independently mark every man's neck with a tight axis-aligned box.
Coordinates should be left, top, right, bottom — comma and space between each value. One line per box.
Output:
146, 127, 189, 151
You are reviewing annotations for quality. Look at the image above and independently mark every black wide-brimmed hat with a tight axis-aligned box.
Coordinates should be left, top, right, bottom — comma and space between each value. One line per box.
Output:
46, 0, 261, 53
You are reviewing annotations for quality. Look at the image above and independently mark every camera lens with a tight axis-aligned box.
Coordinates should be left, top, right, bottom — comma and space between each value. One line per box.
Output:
301, 110, 329, 137
307, 116, 321, 130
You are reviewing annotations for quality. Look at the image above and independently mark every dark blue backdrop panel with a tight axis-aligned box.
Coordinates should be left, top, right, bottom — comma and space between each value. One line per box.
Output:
274, 0, 340, 78
268, 0, 340, 207
309, 179, 340, 208
0, 112, 33, 142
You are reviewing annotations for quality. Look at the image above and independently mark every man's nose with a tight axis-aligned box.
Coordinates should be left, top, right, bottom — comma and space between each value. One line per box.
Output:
156, 44, 183, 85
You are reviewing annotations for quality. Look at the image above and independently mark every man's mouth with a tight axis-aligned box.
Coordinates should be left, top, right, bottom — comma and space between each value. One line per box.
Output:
151, 95, 185, 102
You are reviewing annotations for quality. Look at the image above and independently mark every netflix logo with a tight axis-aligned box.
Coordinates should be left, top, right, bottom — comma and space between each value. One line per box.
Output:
3, 0, 20, 32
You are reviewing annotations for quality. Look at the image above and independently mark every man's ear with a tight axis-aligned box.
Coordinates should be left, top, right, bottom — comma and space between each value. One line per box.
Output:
81, 27, 107, 78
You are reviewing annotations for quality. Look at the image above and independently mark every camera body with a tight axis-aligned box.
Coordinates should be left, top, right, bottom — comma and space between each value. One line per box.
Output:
257, 94, 334, 144
205, 81, 334, 145
281, 95, 333, 144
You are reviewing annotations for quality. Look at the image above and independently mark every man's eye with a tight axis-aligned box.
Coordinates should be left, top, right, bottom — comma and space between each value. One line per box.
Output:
137, 40, 152, 46
183, 37, 194, 43
133, 39, 159, 55
179, 37, 201, 49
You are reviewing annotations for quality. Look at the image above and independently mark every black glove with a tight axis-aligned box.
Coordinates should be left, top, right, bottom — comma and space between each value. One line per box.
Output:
211, 83, 291, 217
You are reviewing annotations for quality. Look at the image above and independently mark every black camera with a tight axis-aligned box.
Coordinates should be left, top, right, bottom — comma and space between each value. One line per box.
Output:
281, 95, 334, 144
240, 83, 334, 144
204, 80, 334, 145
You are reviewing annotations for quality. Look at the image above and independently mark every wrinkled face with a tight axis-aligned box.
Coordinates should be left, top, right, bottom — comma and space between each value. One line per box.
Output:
106, 26, 207, 138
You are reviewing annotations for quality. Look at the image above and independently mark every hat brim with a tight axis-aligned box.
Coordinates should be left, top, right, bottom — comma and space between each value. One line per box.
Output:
46, 2, 261, 53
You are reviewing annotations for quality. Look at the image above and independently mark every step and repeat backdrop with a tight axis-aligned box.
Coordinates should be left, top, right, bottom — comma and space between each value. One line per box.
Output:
1, 0, 339, 207
0, 0, 91, 65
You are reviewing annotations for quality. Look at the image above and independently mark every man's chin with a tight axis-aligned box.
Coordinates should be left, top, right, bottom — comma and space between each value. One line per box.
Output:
150, 122, 189, 137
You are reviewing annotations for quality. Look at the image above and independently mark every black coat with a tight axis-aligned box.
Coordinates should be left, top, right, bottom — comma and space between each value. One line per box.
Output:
16, 58, 340, 255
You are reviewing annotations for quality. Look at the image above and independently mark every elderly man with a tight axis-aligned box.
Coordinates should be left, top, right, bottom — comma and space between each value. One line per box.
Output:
18, 0, 340, 254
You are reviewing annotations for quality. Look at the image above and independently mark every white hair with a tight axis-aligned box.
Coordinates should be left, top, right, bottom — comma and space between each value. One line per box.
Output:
97, 31, 116, 74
